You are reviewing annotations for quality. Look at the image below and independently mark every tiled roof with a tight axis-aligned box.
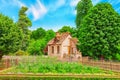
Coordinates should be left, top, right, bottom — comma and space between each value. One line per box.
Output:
47, 32, 70, 45
70, 38, 78, 44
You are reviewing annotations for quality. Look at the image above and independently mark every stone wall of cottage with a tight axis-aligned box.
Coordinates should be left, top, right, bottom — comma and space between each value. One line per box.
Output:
48, 45, 51, 55
61, 35, 72, 57
48, 45, 61, 57
47, 34, 82, 59
70, 40, 77, 54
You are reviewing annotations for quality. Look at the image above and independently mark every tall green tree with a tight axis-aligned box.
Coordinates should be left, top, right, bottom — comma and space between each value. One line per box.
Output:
116, 44, 120, 61
45, 29, 55, 42
27, 39, 46, 55
27, 29, 55, 55
17, 6, 32, 50
78, 3, 120, 60
58, 26, 77, 37
58, 26, 73, 33
31, 28, 46, 40
76, 0, 93, 28
0, 14, 22, 59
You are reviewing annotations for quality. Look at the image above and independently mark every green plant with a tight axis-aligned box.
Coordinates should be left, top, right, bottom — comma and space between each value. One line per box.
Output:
15, 50, 29, 56
78, 3, 120, 60
115, 53, 120, 61
6, 57, 109, 74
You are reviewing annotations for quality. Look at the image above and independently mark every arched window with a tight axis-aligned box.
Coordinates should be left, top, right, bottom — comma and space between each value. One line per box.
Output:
52, 46, 54, 54
57, 46, 60, 54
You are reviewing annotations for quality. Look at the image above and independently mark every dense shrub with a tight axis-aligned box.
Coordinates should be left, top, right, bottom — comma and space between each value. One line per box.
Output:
15, 50, 29, 56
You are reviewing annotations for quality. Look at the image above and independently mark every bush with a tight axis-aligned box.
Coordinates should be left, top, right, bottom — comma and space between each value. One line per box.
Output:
115, 53, 120, 61
27, 39, 46, 55
115, 44, 120, 61
15, 50, 29, 56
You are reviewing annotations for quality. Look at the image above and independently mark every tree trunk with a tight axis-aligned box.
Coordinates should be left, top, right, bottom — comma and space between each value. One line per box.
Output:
0, 51, 3, 61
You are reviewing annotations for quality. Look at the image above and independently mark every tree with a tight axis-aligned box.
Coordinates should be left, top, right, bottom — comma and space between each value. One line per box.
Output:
27, 39, 46, 55
78, 3, 120, 60
115, 44, 120, 61
17, 6, 32, 51
0, 14, 22, 59
31, 28, 46, 40
45, 29, 55, 42
58, 26, 77, 37
27, 29, 55, 55
58, 26, 73, 33
17, 6, 32, 32
76, 0, 93, 28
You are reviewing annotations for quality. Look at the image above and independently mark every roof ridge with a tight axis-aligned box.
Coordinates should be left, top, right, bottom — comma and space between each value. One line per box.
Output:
47, 32, 70, 45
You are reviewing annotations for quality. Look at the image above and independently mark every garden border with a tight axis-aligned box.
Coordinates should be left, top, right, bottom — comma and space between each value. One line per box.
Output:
0, 73, 120, 78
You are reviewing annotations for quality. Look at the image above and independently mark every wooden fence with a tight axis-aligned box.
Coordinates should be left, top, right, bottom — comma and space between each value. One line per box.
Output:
0, 56, 120, 72
81, 60, 120, 72
57, 56, 120, 72
0, 58, 18, 69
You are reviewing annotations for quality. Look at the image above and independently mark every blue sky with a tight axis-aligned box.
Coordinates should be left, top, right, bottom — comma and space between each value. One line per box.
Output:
0, 0, 120, 31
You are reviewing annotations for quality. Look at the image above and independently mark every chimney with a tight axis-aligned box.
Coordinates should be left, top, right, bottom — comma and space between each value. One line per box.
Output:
56, 32, 60, 40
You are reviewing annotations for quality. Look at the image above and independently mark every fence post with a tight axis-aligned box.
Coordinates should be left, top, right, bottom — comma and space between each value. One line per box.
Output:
6, 58, 10, 68
110, 61, 112, 71
15, 58, 18, 65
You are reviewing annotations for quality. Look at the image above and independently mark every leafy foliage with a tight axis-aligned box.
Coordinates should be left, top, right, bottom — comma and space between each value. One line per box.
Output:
115, 44, 120, 61
16, 62, 104, 73
27, 29, 55, 55
0, 13, 22, 59
27, 39, 46, 55
15, 50, 29, 56
45, 29, 55, 42
58, 26, 77, 37
17, 6, 32, 51
58, 26, 73, 33
78, 3, 120, 60
31, 28, 46, 40
76, 0, 93, 28
17, 6, 32, 30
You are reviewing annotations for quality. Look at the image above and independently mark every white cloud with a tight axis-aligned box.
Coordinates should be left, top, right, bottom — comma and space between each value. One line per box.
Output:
28, 0, 65, 20
108, 0, 120, 5
56, 0, 65, 8
12, 0, 26, 7
28, 0, 47, 21
70, 0, 81, 15
0, 0, 26, 8
70, 0, 81, 7
49, 0, 65, 11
